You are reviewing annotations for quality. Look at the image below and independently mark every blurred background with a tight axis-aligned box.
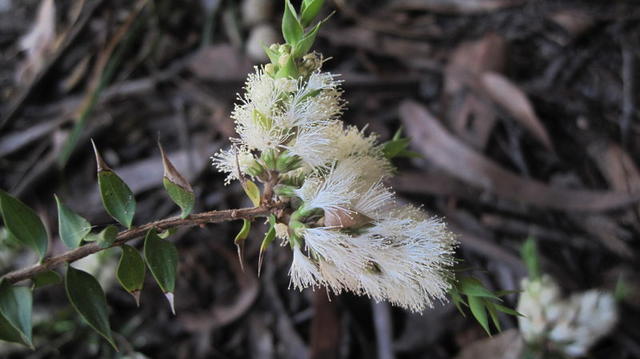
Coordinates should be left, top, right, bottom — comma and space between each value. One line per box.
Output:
1, 0, 639, 358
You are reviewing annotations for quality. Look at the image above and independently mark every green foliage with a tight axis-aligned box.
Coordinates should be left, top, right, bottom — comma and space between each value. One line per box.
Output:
159, 141, 195, 219
0, 190, 48, 261
143, 229, 178, 314
243, 180, 262, 207
116, 245, 145, 306
0, 281, 33, 348
93, 141, 136, 229
65, 265, 117, 350
85, 225, 118, 249
282, 0, 304, 45
162, 178, 195, 219
292, 22, 321, 58
449, 275, 521, 335
381, 128, 421, 160
258, 215, 277, 276
521, 237, 541, 280
300, 0, 325, 27
55, 195, 92, 249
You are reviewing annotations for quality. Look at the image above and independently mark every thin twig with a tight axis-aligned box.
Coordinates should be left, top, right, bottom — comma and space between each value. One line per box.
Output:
2, 205, 277, 284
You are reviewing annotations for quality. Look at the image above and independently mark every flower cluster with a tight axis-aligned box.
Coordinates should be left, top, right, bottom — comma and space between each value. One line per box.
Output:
517, 274, 618, 357
212, 58, 457, 312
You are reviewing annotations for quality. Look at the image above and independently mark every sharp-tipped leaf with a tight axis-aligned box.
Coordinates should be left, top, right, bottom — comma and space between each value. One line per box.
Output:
158, 142, 195, 219
143, 229, 178, 313
0, 281, 33, 348
458, 277, 501, 300
0, 190, 48, 260
486, 301, 502, 332
117, 245, 145, 306
92, 141, 135, 228
293, 22, 321, 58
282, 0, 303, 45
65, 265, 117, 350
243, 180, 261, 207
468, 295, 490, 335
300, 0, 324, 27
55, 195, 91, 249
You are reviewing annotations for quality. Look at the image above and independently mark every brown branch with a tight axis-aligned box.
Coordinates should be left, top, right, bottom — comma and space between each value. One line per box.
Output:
2, 206, 276, 284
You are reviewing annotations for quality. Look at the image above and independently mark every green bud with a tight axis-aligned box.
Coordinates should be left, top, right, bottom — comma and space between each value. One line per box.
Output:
274, 184, 297, 197
276, 153, 302, 172
261, 149, 277, 169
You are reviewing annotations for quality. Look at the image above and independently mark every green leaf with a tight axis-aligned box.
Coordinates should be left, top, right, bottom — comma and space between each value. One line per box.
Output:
293, 22, 321, 58
65, 265, 117, 350
234, 219, 251, 272
159, 142, 195, 219
32, 270, 62, 289
493, 303, 523, 317
243, 180, 261, 207
158, 228, 177, 239
521, 237, 540, 280
88, 225, 118, 249
282, 0, 303, 45
300, 0, 324, 27
258, 219, 276, 277
468, 295, 490, 335
162, 178, 195, 219
92, 140, 136, 229
116, 245, 145, 306
0, 190, 48, 260
0, 281, 33, 348
486, 301, 501, 332
55, 195, 91, 249
458, 277, 501, 300
143, 229, 178, 314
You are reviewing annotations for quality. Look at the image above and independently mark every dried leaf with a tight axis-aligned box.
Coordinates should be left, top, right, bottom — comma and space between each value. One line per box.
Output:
481, 72, 553, 151
16, 0, 57, 84
400, 100, 639, 211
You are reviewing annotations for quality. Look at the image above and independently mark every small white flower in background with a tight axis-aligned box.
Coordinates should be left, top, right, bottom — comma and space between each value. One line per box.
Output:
517, 274, 618, 357
213, 6, 458, 311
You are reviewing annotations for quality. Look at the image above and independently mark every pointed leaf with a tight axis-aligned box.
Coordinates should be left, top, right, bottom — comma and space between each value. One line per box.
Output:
0, 190, 48, 260
158, 142, 195, 219
243, 180, 261, 207
258, 222, 276, 277
486, 301, 502, 332
521, 237, 540, 280
493, 303, 523, 317
282, 0, 303, 45
143, 229, 178, 312
293, 22, 321, 58
468, 295, 490, 335
459, 277, 501, 300
92, 141, 135, 228
55, 195, 91, 249
300, 0, 324, 27
0, 281, 33, 348
32, 270, 62, 289
234, 219, 251, 272
116, 245, 145, 306
65, 265, 117, 350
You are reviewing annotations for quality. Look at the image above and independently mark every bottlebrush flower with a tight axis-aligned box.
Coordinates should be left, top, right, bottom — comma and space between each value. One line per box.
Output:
213, 42, 457, 313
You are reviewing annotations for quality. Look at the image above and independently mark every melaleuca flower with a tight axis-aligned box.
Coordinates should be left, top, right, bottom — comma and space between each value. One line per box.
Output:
213, 44, 457, 313
517, 274, 618, 357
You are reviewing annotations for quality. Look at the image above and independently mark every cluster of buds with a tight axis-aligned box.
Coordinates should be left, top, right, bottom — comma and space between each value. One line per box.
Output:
212, 0, 457, 312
